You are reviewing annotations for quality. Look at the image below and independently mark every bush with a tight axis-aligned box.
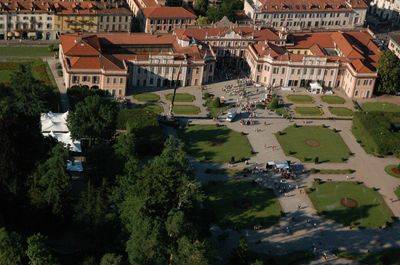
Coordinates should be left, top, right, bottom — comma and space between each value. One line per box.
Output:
57, 69, 63, 77
352, 112, 400, 156
202, 92, 212, 100
212, 97, 221, 108
267, 96, 280, 110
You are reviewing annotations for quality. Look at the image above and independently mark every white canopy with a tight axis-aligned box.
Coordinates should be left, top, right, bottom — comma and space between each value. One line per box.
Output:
309, 82, 323, 94
41, 112, 69, 133
43, 131, 82, 153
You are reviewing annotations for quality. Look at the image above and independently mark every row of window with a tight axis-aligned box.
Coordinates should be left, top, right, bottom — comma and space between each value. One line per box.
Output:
149, 19, 193, 24
0, 16, 52, 21
134, 65, 201, 75
257, 64, 335, 77
72, 75, 125, 84
271, 19, 349, 27
257, 11, 351, 19
0, 23, 52, 29
99, 16, 130, 23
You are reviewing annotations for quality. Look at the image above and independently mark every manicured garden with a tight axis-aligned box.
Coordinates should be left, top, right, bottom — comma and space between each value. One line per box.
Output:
321, 95, 346, 104
286, 94, 314, 104
294, 106, 323, 116
204, 180, 282, 228
133, 92, 160, 102
328, 107, 353, 117
166, 93, 195, 102
172, 104, 201, 115
308, 181, 394, 228
276, 125, 351, 163
0, 45, 53, 58
384, 165, 400, 178
182, 124, 253, 163
362, 102, 400, 113
134, 103, 163, 114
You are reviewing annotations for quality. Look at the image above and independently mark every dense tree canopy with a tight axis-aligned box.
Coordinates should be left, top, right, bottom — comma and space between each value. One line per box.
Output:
26, 233, 59, 265
67, 85, 110, 110
377, 51, 400, 94
0, 227, 24, 265
28, 143, 70, 215
67, 95, 118, 142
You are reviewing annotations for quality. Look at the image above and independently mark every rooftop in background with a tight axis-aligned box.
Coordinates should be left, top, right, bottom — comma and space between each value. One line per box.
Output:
0, 0, 131, 14
141, 6, 196, 19
254, 0, 367, 12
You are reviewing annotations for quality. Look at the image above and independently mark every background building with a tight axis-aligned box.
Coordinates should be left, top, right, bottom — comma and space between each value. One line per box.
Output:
244, 0, 368, 30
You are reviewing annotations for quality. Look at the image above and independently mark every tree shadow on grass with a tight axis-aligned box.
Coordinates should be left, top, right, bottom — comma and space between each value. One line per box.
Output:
319, 204, 383, 228
204, 181, 282, 229
183, 127, 232, 162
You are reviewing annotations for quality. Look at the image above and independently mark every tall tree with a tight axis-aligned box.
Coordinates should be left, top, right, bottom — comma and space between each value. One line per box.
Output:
229, 237, 250, 265
67, 95, 118, 142
29, 143, 70, 215
26, 233, 59, 265
377, 51, 400, 94
121, 137, 209, 264
194, 0, 208, 15
100, 253, 124, 265
0, 227, 24, 265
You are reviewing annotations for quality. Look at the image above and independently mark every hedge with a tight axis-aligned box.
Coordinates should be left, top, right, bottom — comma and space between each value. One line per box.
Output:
352, 112, 400, 157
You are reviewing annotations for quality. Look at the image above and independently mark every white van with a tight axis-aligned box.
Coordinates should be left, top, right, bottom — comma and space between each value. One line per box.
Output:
226, 109, 237, 122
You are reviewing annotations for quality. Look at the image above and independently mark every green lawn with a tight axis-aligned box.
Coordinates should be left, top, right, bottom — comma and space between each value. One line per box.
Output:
133, 103, 163, 115
337, 248, 400, 264
328, 107, 353, 117
0, 45, 53, 58
133, 92, 160, 102
166, 93, 195, 102
294, 106, 323, 116
276, 125, 351, 163
309, 181, 394, 228
0, 60, 54, 86
182, 124, 253, 163
172, 104, 201, 115
395, 187, 400, 199
204, 180, 282, 228
286, 94, 314, 104
384, 165, 400, 179
321, 95, 346, 104
362, 102, 400, 112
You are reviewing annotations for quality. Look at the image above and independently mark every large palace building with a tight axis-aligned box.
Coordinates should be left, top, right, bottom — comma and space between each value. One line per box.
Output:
244, 0, 368, 30
59, 25, 380, 99
59, 32, 216, 97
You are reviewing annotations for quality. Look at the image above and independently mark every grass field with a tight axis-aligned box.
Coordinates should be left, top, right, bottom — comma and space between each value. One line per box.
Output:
133, 92, 160, 102
133, 103, 163, 114
337, 248, 400, 264
166, 93, 195, 102
294, 106, 323, 116
276, 125, 350, 163
384, 165, 400, 179
183, 124, 253, 163
321, 95, 346, 104
172, 104, 201, 115
0, 45, 53, 58
0, 60, 54, 86
309, 181, 393, 228
362, 102, 400, 112
329, 107, 353, 117
204, 180, 282, 228
286, 94, 314, 104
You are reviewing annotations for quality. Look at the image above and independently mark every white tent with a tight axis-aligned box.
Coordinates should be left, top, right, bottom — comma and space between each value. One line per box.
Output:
43, 131, 82, 153
41, 111, 69, 133
309, 82, 323, 94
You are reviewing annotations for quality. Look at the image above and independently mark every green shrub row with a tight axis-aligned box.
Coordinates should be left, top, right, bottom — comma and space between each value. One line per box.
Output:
352, 112, 400, 157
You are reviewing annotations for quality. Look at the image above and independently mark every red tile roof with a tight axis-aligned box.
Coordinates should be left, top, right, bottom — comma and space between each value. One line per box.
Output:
257, 0, 367, 12
142, 7, 196, 19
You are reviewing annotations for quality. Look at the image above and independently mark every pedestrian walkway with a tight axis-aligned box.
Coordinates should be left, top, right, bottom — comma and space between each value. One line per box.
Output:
45, 57, 69, 112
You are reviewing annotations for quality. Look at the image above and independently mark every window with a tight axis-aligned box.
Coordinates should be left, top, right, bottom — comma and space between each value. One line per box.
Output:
72, 76, 79, 83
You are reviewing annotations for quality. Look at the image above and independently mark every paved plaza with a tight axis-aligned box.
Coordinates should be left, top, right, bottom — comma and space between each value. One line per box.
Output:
171, 80, 400, 263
